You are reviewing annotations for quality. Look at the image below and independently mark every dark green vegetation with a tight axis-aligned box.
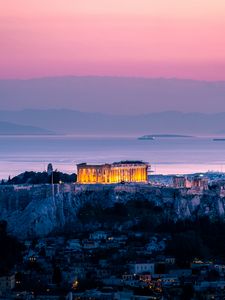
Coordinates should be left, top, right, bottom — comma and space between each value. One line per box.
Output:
1, 171, 77, 185
78, 199, 225, 265
78, 199, 163, 230
0, 221, 24, 276
159, 218, 225, 266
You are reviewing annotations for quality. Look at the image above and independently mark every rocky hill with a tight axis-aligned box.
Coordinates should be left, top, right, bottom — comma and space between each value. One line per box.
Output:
0, 184, 224, 239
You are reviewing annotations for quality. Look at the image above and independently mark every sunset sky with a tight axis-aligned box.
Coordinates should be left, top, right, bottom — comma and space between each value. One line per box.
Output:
1, 0, 225, 80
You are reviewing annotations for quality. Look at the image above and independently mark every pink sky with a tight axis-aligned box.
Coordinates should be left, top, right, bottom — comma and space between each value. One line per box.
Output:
1, 0, 225, 80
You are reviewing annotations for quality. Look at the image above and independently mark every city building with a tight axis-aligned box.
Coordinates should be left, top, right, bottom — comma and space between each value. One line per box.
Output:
173, 175, 208, 190
0, 274, 16, 295
129, 262, 155, 274
172, 176, 187, 188
77, 161, 149, 184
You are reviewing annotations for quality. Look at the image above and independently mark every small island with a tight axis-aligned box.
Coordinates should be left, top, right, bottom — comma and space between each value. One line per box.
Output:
138, 135, 155, 140
138, 134, 192, 140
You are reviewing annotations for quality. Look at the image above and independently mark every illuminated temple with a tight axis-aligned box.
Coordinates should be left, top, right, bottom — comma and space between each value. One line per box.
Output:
77, 161, 149, 184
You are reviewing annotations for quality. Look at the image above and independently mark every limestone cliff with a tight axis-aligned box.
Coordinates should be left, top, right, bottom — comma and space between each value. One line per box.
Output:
0, 184, 224, 238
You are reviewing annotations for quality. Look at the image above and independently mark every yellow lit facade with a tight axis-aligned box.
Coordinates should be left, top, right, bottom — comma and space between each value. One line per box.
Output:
77, 161, 149, 184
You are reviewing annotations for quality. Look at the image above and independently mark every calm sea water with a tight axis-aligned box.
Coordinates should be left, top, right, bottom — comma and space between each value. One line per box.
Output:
1, 135, 225, 179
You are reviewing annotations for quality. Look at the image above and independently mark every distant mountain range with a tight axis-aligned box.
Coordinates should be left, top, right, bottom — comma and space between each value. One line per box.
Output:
1, 109, 225, 136
0, 120, 53, 135
1, 76, 225, 135
0, 76, 225, 115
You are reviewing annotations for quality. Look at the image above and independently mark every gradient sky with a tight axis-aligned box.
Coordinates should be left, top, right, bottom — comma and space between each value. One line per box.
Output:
1, 0, 225, 80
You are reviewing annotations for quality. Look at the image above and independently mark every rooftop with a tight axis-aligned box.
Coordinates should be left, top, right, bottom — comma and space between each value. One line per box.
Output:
113, 160, 147, 165
77, 161, 148, 167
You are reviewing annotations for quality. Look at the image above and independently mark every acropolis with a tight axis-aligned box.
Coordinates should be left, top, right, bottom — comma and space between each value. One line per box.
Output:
77, 161, 149, 184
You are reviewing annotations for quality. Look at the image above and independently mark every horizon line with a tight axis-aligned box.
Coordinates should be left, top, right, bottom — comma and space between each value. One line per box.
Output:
1, 74, 225, 83
1, 109, 225, 116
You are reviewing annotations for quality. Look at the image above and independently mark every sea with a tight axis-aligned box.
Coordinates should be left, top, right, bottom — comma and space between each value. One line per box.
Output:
1, 135, 225, 180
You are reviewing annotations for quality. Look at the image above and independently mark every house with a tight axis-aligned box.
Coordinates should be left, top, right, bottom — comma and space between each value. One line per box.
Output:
139, 274, 152, 282
146, 237, 166, 253
0, 274, 16, 295
24, 240, 32, 248
66, 239, 81, 250
96, 268, 111, 279
122, 274, 134, 281
83, 240, 99, 249
112, 235, 128, 243
123, 279, 147, 288
169, 269, 192, 277
214, 264, 225, 275
24, 249, 39, 262
73, 265, 86, 279
158, 274, 180, 287
102, 276, 123, 287
90, 231, 108, 240
99, 259, 109, 268
194, 280, 225, 292
45, 246, 56, 259
129, 262, 155, 274
165, 256, 176, 265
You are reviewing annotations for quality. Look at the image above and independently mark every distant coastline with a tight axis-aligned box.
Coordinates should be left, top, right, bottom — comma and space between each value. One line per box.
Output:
0, 121, 54, 135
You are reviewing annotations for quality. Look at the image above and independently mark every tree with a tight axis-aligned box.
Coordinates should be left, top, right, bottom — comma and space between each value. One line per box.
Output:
166, 231, 208, 266
52, 266, 62, 286
0, 221, 24, 275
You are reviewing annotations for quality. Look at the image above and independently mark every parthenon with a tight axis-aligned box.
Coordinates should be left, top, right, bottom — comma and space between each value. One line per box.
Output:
77, 161, 149, 184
